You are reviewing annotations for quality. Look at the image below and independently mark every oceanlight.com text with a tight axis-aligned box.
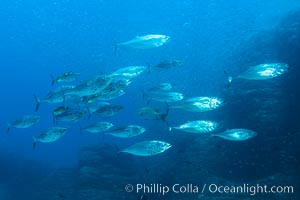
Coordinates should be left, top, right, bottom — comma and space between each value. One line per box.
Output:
124, 183, 294, 196
208, 184, 294, 196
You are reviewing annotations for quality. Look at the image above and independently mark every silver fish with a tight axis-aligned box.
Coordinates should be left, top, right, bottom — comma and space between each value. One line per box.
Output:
137, 107, 168, 122
55, 108, 85, 122
212, 129, 257, 141
86, 79, 130, 102
103, 79, 131, 92
105, 125, 146, 138
65, 75, 112, 97
155, 60, 183, 69
121, 140, 172, 156
7, 115, 40, 132
171, 96, 223, 112
34, 86, 78, 111
87, 90, 125, 101
51, 85, 77, 93
52, 106, 70, 116
169, 120, 220, 134
94, 103, 123, 117
146, 83, 173, 93
84, 102, 110, 113
229, 63, 289, 81
83, 122, 114, 133
117, 34, 170, 49
51, 71, 80, 86
33, 127, 67, 148
110, 66, 147, 79
147, 92, 184, 103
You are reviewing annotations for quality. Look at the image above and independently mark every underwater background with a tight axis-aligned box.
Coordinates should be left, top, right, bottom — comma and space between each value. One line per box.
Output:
0, 0, 300, 199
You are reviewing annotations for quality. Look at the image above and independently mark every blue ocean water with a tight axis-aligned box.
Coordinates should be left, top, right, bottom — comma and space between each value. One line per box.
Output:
0, 0, 300, 199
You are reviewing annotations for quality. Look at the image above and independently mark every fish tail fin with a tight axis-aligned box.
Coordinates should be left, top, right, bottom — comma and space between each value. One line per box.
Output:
50, 74, 56, 86
6, 123, 11, 133
165, 101, 170, 114
33, 136, 37, 149
141, 89, 150, 104
224, 70, 233, 88
160, 114, 167, 122
34, 95, 41, 112
160, 101, 170, 124
168, 127, 172, 131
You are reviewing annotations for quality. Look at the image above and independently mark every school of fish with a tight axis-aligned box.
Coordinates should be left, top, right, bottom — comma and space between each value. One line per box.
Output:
7, 34, 290, 156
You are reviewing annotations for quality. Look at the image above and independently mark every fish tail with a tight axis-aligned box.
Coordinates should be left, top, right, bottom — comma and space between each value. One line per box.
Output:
6, 123, 11, 133
159, 114, 169, 127
224, 70, 233, 88
141, 89, 150, 104
141, 89, 145, 100
50, 74, 56, 86
32, 136, 37, 149
160, 101, 170, 125
168, 127, 173, 131
160, 114, 167, 122
165, 101, 170, 115
34, 95, 41, 112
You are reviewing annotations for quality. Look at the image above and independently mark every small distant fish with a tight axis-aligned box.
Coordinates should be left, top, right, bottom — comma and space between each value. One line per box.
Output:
137, 107, 169, 122
82, 79, 130, 102
155, 60, 183, 69
51, 85, 77, 93
7, 115, 40, 132
169, 120, 220, 134
51, 71, 80, 86
146, 83, 174, 93
117, 34, 170, 49
212, 129, 257, 141
54, 108, 85, 123
226, 63, 289, 86
146, 92, 184, 103
33, 127, 67, 148
105, 125, 146, 138
110, 66, 147, 79
82, 101, 110, 113
82, 122, 114, 133
94, 103, 123, 117
87, 90, 126, 101
121, 140, 172, 156
171, 96, 223, 112
34, 86, 77, 111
